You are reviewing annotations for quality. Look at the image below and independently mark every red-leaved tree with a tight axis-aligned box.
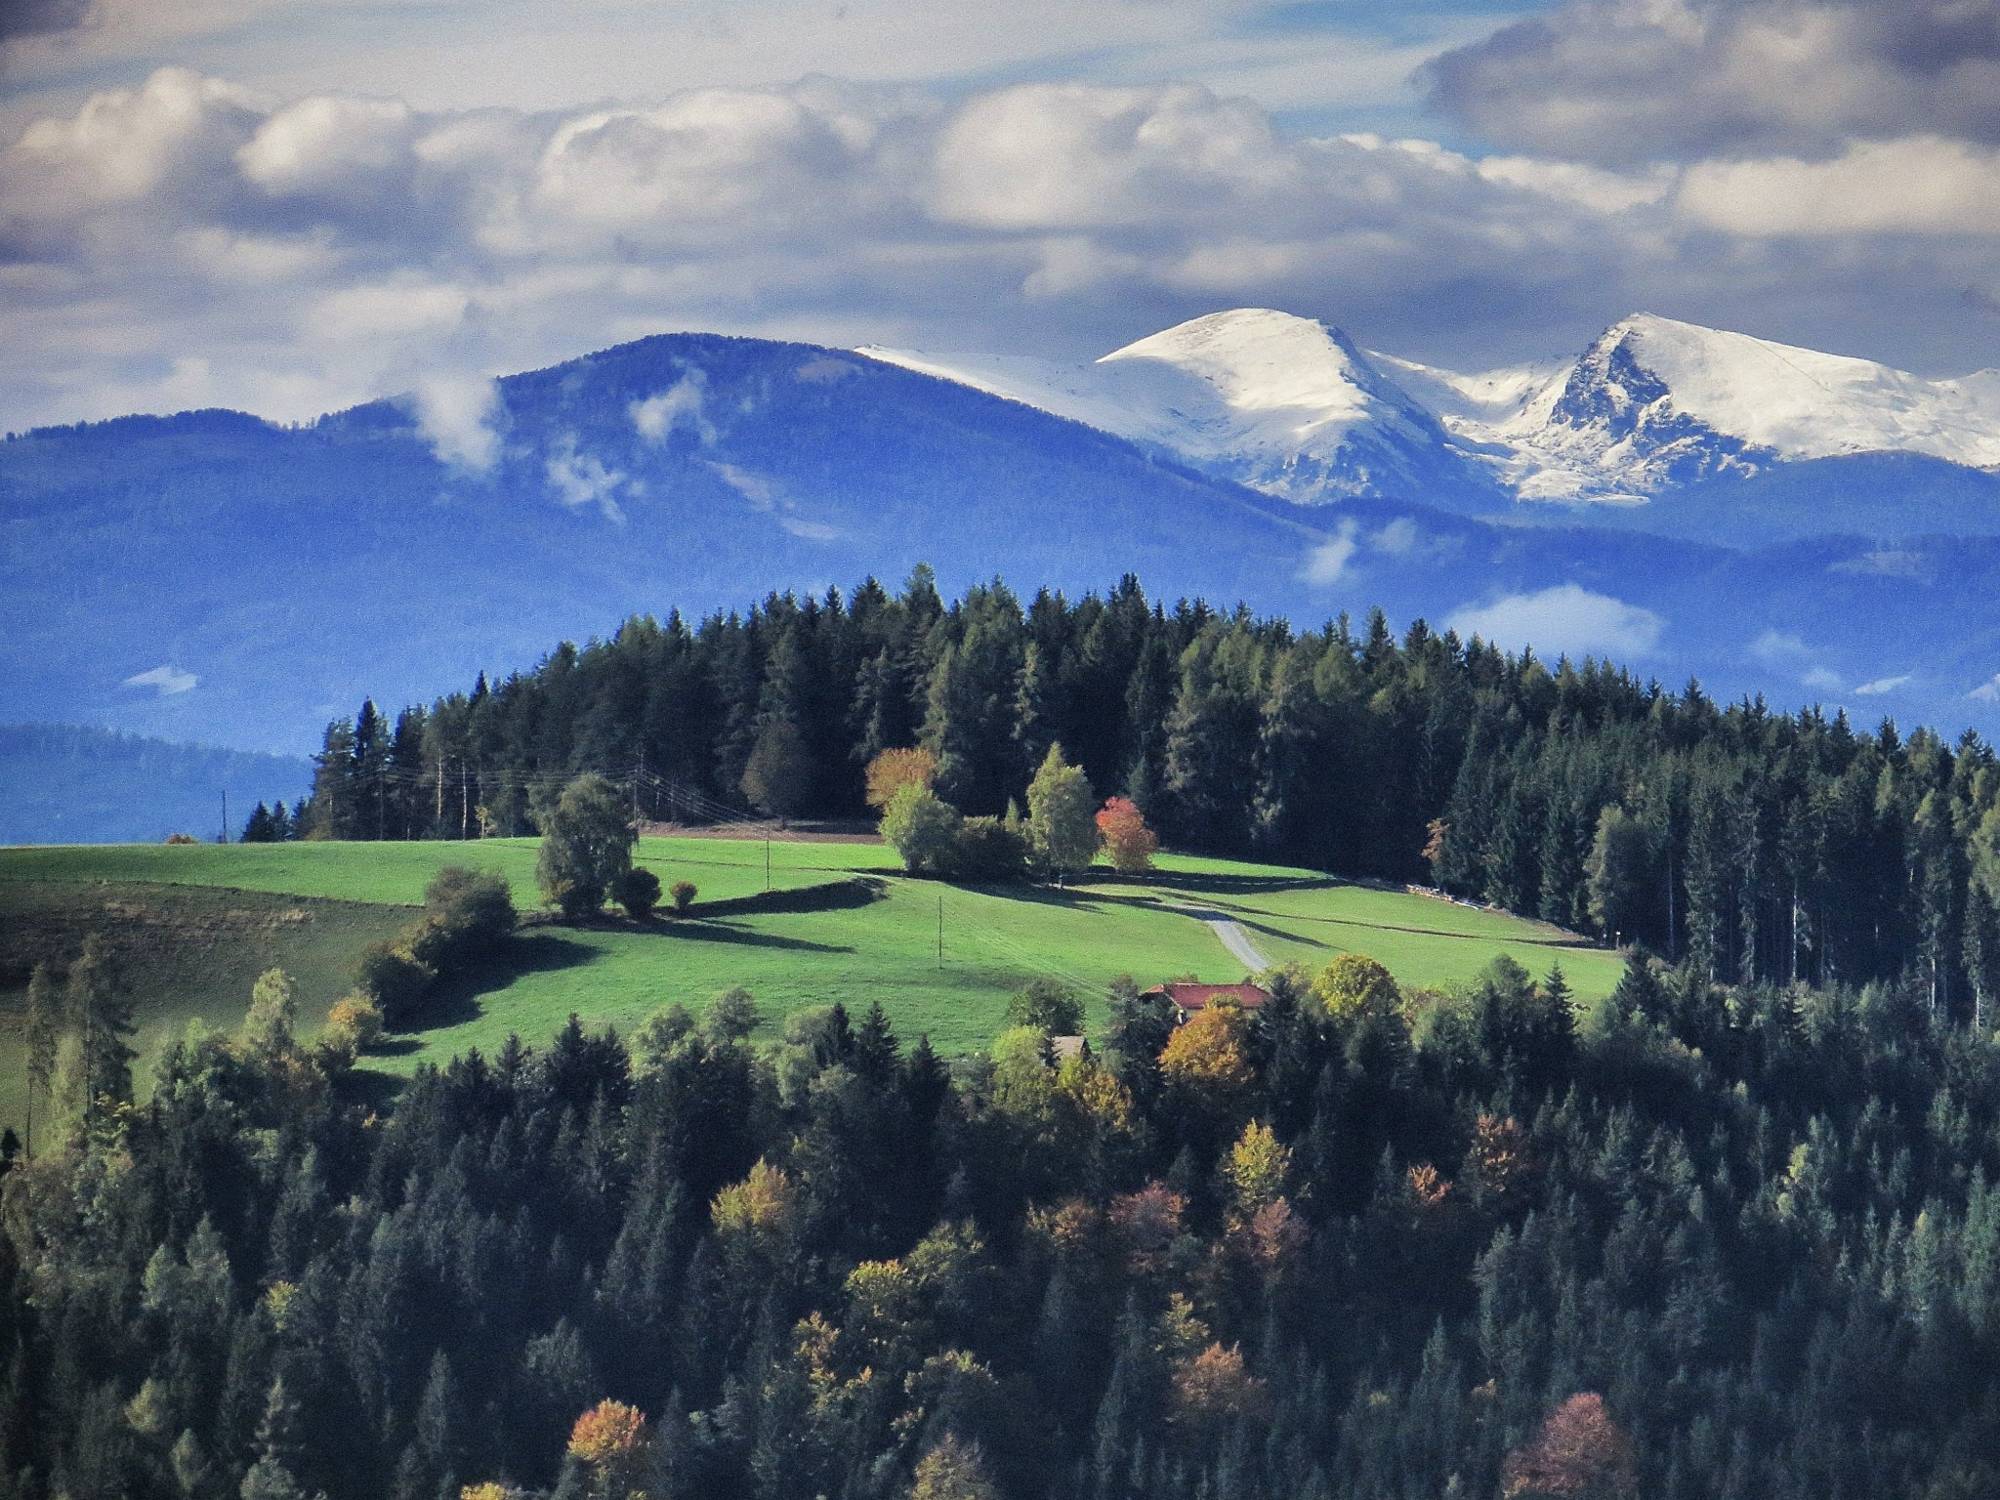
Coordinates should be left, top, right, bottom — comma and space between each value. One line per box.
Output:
1501, 1392, 1637, 1499
1095, 796, 1160, 874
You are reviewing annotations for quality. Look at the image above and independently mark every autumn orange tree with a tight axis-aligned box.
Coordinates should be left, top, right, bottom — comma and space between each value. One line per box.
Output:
865, 746, 938, 811
1158, 1003, 1254, 1098
1501, 1392, 1637, 1499
1095, 795, 1160, 874
567, 1399, 652, 1499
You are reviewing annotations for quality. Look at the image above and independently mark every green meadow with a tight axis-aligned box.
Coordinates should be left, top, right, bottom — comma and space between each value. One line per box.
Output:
0, 835, 1620, 1127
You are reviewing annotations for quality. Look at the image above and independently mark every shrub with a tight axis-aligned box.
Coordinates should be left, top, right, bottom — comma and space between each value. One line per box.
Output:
326, 993, 385, 1051
423, 866, 517, 954
353, 941, 434, 1027
880, 783, 962, 874
165, 832, 199, 845
952, 815, 1026, 881
670, 879, 698, 914
614, 866, 662, 918
400, 913, 458, 973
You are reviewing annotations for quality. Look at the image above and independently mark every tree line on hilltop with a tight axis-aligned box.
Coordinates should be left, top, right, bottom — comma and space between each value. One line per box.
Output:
279, 567, 2000, 1016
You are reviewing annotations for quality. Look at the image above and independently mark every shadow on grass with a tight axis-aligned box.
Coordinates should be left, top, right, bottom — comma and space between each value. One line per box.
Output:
671, 919, 854, 954
1238, 915, 1328, 950
398, 932, 601, 1034
1149, 872, 1337, 896
694, 876, 888, 920
963, 882, 1112, 914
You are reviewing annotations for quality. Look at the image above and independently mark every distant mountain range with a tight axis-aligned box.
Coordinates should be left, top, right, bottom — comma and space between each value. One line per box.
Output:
4, 309, 2000, 839
0, 724, 310, 845
867, 307, 2000, 526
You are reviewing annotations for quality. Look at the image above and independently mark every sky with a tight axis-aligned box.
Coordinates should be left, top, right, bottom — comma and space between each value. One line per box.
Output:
3, 0, 2000, 430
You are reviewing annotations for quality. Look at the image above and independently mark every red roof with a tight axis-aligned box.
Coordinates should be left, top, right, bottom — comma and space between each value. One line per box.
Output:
1141, 981, 1271, 1012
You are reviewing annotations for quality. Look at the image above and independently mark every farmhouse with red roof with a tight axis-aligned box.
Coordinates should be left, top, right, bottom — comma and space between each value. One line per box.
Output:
1140, 981, 1271, 1021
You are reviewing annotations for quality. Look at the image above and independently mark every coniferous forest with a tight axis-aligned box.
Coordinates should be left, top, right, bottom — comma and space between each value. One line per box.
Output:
300, 570, 2000, 1015
9, 935, 2000, 1499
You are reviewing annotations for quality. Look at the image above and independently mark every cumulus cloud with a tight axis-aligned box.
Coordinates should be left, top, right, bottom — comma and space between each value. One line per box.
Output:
1750, 628, 1811, 665
413, 373, 503, 473
1679, 136, 2000, 236
1971, 674, 2000, 703
1302, 523, 1360, 585
2, 61, 1997, 431
631, 373, 716, 446
1425, 0, 2000, 164
1854, 673, 1912, 695
124, 663, 197, 696
546, 434, 636, 523
1446, 584, 1665, 659
1373, 517, 1421, 556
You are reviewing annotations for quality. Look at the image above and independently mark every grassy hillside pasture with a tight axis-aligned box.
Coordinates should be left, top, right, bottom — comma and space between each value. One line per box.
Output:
0, 835, 1621, 1130
0, 834, 885, 908
0, 878, 411, 1135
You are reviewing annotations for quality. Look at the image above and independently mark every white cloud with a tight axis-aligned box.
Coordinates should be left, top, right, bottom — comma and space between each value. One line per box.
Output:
1750, 629, 1810, 665
1426, 0, 2000, 163
413, 372, 502, 473
705, 459, 838, 541
1477, 156, 1672, 214
631, 373, 716, 446
545, 433, 634, 523
237, 94, 418, 199
124, 663, 198, 696
1971, 674, 2000, 703
1854, 674, 1911, 696
1679, 137, 2000, 237
930, 83, 1288, 232
1446, 584, 1665, 660
1373, 517, 1421, 556
1803, 666, 1844, 693
3, 61, 1998, 433
1302, 522, 1360, 585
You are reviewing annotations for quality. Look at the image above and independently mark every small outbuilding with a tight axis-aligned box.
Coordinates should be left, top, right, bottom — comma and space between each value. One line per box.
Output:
1140, 981, 1272, 1022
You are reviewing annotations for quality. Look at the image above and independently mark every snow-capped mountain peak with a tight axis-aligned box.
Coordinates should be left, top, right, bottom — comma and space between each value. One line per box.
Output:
863, 309, 1491, 506
863, 307, 2000, 513
1493, 313, 2000, 499
1097, 308, 1377, 423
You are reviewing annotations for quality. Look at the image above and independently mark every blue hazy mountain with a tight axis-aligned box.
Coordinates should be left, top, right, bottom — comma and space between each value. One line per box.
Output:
0, 724, 311, 844
4, 325, 2000, 811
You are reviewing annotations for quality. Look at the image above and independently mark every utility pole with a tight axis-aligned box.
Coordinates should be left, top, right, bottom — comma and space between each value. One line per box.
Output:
765, 836, 772, 893
461, 762, 470, 841
435, 755, 444, 830
220, 790, 229, 845
936, 891, 944, 969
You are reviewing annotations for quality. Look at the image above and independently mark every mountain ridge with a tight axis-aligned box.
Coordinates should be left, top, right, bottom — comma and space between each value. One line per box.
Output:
8, 319, 2000, 785
867, 307, 2000, 514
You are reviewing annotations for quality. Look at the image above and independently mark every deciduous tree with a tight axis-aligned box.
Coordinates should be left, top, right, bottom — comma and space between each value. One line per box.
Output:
1026, 743, 1097, 885
1095, 796, 1159, 874
537, 774, 635, 919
